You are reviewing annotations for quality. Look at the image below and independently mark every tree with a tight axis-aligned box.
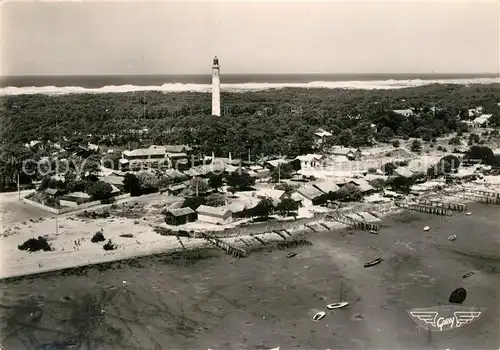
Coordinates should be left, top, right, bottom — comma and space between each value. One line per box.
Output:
381, 162, 397, 176
388, 176, 414, 194
252, 197, 274, 218
137, 171, 159, 194
206, 193, 225, 207
274, 182, 297, 196
270, 163, 293, 183
189, 177, 210, 195
275, 197, 299, 217
465, 146, 497, 166
368, 178, 386, 191
410, 140, 422, 153
208, 174, 223, 191
123, 173, 141, 196
226, 172, 255, 190
182, 196, 206, 210
86, 181, 112, 200
392, 139, 400, 148
335, 184, 362, 202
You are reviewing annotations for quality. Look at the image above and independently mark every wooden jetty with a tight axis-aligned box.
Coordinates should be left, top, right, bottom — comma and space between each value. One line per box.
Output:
272, 230, 288, 240
395, 202, 452, 216
416, 199, 467, 212
199, 232, 247, 258
462, 188, 500, 199
455, 192, 500, 205
326, 213, 380, 231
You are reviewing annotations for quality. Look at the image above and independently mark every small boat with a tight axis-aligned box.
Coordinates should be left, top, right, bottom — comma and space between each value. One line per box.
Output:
369, 230, 378, 234
465, 212, 472, 216
364, 257, 383, 268
462, 271, 474, 278
423, 226, 430, 231
313, 311, 326, 321
286, 252, 297, 258
326, 301, 349, 310
448, 235, 457, 241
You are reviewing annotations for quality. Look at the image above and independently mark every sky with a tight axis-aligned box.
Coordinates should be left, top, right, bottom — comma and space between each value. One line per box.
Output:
1, 0, 499, 75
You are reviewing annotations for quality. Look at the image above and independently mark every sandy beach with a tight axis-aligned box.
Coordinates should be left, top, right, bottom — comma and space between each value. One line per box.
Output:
0, 201, 498, 349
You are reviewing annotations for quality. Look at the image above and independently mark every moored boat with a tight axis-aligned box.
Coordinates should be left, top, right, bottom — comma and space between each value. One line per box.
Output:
286, 252, 297, 258
448, 235, 457, 241
423, 226, 430, 231
313, 311, 326, 321
326, 301, 349, 310
462, 271, 474, 278
369, 230, 378, 234
364, 257, 383, 267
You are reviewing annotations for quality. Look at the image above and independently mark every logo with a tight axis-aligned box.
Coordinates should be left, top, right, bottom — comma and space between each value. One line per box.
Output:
407, 305, 484, 332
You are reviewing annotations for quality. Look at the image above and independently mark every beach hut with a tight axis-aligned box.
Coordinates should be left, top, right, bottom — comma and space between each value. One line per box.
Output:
196, 205, 233, 225
164, 207, 197, 226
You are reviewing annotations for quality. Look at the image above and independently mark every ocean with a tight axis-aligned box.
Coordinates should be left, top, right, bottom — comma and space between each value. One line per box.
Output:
1, 73, 499, 95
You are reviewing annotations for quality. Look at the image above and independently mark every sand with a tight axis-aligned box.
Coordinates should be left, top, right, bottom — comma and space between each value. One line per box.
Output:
0, 202, 498, 349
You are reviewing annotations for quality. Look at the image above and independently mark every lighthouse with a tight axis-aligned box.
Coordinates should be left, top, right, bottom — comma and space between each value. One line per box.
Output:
211, 56, 221, 116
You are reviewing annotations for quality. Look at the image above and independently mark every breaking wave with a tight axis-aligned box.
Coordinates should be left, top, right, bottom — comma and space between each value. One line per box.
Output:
1, 77, 498, 96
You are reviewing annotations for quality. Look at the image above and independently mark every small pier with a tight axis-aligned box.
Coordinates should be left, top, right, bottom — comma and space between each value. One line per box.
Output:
455, 192, 500, 205
272, 230, 288, 240
462, 188, 500, 199
395, 202, 452, 216
416, 199, 467, 212
326, 213, 380, 231
199, 232, 247, 258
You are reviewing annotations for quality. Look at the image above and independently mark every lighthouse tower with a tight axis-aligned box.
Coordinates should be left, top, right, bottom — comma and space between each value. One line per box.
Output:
211, 56, 221, 116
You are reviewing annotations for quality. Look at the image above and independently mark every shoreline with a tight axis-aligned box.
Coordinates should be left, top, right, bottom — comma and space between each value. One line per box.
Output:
0, 204, 400, 282
1, 77, 498, 96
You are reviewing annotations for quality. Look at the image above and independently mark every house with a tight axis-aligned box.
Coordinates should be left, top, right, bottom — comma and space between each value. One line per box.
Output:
312, 179, 340, 195
164, 207, 197, 226
294, 184, 325, 206
264, 159, 289, 169
295, 154, 324, 168
468, 114, 493, 128
345, 178, 375, 194
45, 188, 61, 198
59, 192, 91, 207
314, 128, 333, 147
101, 175, 125, 190
393, 167, 414, 178
196, 205, 233, 225
122, 144, 191, 168
253, 188, 286, 205
330, 147, 361, 160
392, 109, 414, 117
166, 183, 187, 196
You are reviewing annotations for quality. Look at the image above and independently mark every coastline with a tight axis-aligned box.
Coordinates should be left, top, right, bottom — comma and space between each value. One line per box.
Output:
0, 203, 400, 281
1, 77, 499, 95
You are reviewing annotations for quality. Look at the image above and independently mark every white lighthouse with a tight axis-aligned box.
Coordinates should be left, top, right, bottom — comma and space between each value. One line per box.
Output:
211, 56, 221, 116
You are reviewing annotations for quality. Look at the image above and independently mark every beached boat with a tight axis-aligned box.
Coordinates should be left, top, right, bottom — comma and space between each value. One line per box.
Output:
364, 257, 383, 268
313, 311, 326, 321
448, 235, 457, 241
286, 252, 297, 258
423, 226, 430, 231
462, 271, 474, 278
465, 212, 472, 216
326, 301, 349, 310
369, 230, 378, 234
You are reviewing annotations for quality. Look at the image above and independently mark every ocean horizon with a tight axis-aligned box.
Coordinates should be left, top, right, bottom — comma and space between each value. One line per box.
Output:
1, 73, 499, 95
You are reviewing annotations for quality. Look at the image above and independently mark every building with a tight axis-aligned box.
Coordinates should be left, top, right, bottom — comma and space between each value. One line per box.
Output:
293, 184, 325, 206
330, 147, 361, 160
212, 56, 221, 116
466, 114, 493, 128
392, 109, 414, 117
345, 178, 375, 194
393, 167, 414, 178
164, 207, 197, 226
166, 183, 187, 196
253, 188, 286, 205
295, 154, 324, 168
312, 179, 340, 195
122, 145, 191, 169
59, 192, 91, 207
196, 205, 232, 224
314, 128, 333, 147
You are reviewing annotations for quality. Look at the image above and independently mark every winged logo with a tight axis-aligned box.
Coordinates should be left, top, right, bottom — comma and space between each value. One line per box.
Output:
454, 311, 482, 327
407, 306, 484, 332
409, 311, 438, 327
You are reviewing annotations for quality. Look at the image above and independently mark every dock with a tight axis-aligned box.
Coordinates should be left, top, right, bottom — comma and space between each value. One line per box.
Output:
395, 202, 452, 216
416, 199, 467, 212
198, 232, 247, 258
325, 213, 380, 231
455, 192, 500, 204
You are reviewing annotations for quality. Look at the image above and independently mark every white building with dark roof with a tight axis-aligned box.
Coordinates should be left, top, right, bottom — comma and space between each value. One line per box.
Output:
196, 205, 233, 224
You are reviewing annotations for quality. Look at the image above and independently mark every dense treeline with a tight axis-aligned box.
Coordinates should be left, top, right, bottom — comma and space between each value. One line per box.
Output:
1, 84, 499, 190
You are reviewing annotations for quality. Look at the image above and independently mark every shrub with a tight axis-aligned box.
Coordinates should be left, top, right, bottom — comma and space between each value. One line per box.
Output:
91, 230, 105, 243
18, 236, 53, 252
411, 140, 422, 153
86, 181, 113, 200
103, 239, 117, 251
275, 197, 299, 217
335, 184, 363, 202
367, 167, 377, 174
392, 140, 400, 148
381, 162, 396, 176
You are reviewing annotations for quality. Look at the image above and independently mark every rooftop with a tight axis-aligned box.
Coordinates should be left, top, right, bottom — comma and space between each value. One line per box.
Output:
167, 207, 195, 217
196, 205, 232, 217
296, 184, 324, 200
312, 179, 340, 194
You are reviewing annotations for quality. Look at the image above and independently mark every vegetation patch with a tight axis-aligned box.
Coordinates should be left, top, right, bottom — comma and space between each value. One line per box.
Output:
103, 239, 117, 251
91, 231, 106, 243
18, 236, 53, 252
77, 210, 110, 219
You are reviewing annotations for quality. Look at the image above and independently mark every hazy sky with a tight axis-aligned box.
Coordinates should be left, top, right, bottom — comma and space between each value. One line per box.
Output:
2, 0, 499, 75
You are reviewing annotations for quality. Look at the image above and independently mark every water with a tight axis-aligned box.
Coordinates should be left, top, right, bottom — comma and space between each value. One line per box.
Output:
0, 203, 499, 349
